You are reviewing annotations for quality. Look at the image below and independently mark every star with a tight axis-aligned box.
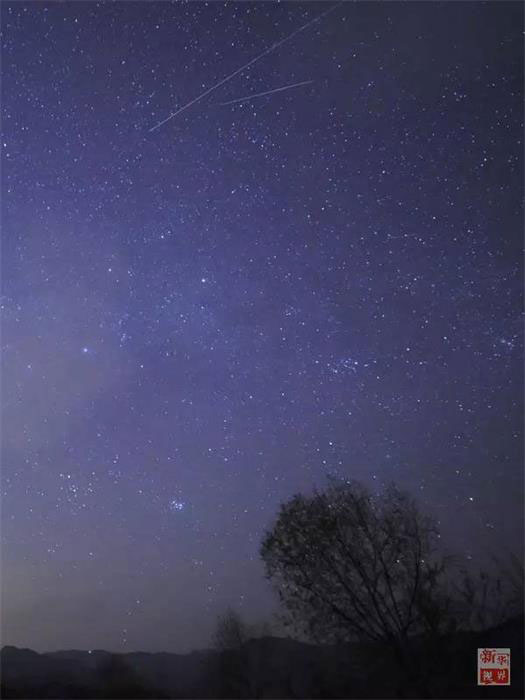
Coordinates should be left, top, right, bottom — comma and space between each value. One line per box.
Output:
1, 0, 520, 657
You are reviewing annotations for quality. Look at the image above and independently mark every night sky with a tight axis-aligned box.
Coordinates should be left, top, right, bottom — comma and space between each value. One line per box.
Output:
1, 1, 523, 654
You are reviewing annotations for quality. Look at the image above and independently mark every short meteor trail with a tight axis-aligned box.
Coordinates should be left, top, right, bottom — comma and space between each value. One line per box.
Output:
148, 2, 341, 132
219, 79, 313, 106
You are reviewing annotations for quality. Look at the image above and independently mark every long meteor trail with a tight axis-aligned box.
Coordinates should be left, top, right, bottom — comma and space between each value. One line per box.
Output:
148, 2, 341, 132
219, 79, 313, 106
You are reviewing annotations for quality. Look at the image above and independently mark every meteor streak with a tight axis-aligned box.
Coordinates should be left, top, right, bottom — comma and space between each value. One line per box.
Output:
219, 80, 313, 106
148, 2, 341, 132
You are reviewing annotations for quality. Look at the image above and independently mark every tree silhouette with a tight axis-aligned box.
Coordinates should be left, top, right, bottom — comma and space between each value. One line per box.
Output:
260, 478, 453, 694
212, 608, 273, 698
213, 608, 250, 651
454, 551, 524, 631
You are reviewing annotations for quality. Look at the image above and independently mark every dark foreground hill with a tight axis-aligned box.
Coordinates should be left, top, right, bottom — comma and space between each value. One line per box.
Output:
1, 616, 523, 698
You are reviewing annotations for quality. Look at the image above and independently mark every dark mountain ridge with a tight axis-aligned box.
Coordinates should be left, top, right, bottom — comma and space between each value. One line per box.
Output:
1, 616, 523, 698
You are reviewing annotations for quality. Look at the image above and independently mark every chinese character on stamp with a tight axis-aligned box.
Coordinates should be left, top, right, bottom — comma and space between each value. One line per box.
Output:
478, 648, 510, 685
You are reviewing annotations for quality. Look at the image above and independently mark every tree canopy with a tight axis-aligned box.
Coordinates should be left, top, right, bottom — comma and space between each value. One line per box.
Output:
260, 479, 450, 650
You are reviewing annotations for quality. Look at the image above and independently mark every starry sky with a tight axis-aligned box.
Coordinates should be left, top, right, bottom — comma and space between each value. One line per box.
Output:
1, 1, 523, 654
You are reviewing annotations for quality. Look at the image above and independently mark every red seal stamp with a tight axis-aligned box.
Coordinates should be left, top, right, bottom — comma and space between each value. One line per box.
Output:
478, 648, 510, 685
